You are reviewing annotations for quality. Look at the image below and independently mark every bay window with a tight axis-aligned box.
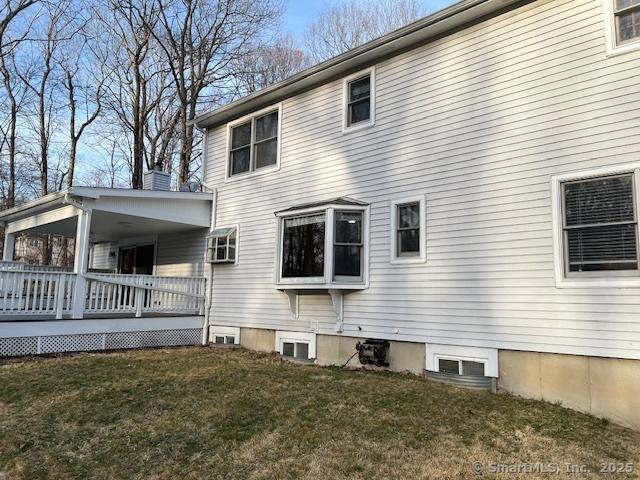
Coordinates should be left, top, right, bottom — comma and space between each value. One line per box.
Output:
276, 199, 369, 288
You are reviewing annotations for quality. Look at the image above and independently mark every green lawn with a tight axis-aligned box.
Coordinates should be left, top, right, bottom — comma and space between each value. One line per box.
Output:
1, 347, 639, 479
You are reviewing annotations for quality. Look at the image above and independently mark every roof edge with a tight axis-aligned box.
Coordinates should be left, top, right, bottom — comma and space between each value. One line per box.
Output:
194, 0, 524, 130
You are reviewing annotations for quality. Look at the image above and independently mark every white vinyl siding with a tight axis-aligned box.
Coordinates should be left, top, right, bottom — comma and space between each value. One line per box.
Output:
155, 229, 208, 277
204, 0, 640, 360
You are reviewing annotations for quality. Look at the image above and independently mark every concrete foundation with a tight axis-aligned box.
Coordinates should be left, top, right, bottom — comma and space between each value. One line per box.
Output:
239, 327, 275, 353
388, 341, 425, 374
315, 334, 366, 367
498, 350, 640, 431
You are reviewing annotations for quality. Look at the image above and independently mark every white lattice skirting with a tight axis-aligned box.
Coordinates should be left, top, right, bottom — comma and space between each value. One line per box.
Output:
0, 317, 203, 357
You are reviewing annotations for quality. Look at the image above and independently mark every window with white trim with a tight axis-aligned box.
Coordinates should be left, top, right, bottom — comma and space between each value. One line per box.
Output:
275, 331, 316, 360
613, 0, 640, 45
210, 326, 240, 345
276, 201, 369, 287
343, 68, 375, 132
390, 196, 426, 264
561, 173, 638, 275
206, 226, 238, 264
228, 108, 279, 177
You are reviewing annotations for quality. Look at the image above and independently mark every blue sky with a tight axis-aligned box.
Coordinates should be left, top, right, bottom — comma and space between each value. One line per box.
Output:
282, 0, 457, 37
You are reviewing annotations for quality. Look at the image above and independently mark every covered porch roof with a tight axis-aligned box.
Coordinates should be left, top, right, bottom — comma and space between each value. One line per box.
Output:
0, 187, 213, 242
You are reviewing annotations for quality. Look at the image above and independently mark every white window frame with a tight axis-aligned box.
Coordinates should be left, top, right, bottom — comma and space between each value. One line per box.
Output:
342, 67, 376, 134
603, 0, 640, 56
275, 331, 316, 359
206, 224, 240, 265
390, 195, 427, 264
425, 344, 498, 378
274, 203, 370, 289
225, 103, 282, 182
209, 326, 241, 345
551, 163, 640, 288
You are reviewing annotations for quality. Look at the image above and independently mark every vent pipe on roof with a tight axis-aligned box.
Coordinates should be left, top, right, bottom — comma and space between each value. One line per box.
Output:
143, 164, 171, 191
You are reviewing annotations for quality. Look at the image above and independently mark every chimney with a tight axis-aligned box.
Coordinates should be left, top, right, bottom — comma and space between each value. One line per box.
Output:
143, 165, 171, 191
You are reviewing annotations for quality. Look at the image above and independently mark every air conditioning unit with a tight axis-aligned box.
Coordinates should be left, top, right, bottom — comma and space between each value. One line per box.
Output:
356, 339, 389, 367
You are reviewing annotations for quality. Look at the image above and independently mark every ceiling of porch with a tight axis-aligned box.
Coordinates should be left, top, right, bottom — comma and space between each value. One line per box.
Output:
19, 210, 207, 242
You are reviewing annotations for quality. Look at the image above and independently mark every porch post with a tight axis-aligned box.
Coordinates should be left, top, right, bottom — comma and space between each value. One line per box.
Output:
71, 209, 91, 319
2, 232, 15, 261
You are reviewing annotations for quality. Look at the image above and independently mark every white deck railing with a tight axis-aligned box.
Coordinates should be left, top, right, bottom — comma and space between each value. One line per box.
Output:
84, 273, 205, 316
0, 271, 76, 316
0, 270, 205, 319
0, 261, 70, 272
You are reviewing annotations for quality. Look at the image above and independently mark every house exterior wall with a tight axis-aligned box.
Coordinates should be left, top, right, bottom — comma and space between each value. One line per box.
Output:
155, 229, 208, 277
203, 0, 640, 361
89, 229, 207, 276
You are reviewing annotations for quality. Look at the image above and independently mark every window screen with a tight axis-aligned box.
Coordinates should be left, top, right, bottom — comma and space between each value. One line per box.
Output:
397, 202, 420, 256
461, 361, 485, 377
334, 211, 363, 278
295, 342, 309, 360
282, 214, 326, 277
347, 75, 371, 126
563, 174, 638, 272
228, 110, 279, 176
614, 0, 640, 43
254, 111, 278, 169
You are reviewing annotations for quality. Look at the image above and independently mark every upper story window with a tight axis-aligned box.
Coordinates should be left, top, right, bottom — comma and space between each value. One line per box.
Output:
390, 195, 426, 264
614, 0, 640, 44
552, 166, 640, 287
227, 105, 280, 179
605, 0, 640, 54
342, 67, 375, 132
276, 198, 369, 288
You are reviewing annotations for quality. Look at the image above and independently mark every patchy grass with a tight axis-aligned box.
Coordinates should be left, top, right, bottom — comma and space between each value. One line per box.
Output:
0, 347, 639, 479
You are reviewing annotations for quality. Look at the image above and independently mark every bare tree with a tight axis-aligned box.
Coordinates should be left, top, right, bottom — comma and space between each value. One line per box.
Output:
232, 34, 309, 95
58, 31, 106, 188
0, 0, 39, 208
149, 0, 281, 185
0, 0, 39, 59
305, 0, 428, 63
16, 2, 76, 197
99, 0, 165, 189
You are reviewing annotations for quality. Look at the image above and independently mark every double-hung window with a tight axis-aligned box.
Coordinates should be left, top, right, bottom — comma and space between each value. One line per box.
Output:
562, 173, 637, 273
553, 167, 640, 287
228, 106, 280, 178
605, 0, 640, 54
276, 199, 369, 288
343, 67, 375, 132
614, 0, 640, 44
390, 196, 426, 264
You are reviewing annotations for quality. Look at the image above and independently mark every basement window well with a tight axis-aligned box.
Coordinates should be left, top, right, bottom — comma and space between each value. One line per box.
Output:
276, 331, 316, 361
425, 344, 498, 391
209, 326, 240, 345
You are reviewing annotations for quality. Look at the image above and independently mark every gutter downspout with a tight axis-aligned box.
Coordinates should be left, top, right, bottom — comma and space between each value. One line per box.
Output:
201, 186, 217, 345
198, 122, 215, 346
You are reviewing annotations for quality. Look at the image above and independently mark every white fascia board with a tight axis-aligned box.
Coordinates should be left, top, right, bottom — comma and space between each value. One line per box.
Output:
6, 205, 79, 234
